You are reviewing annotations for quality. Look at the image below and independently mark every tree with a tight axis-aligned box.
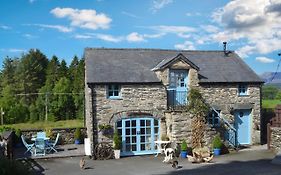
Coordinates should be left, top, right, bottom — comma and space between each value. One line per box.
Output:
51, 77, 75, 121
16, 49, 48, 105
186, 88, 210, 149
262, 85, 279, 100
69, 57, 85, 119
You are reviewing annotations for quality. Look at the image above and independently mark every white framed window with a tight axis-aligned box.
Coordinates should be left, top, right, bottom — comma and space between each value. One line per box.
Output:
107, 85, 121, 99
238, 84, 248, 96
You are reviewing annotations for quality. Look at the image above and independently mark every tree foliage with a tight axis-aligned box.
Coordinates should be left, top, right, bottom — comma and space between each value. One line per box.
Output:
186, 88, 210, 149
0, 49, 84, 124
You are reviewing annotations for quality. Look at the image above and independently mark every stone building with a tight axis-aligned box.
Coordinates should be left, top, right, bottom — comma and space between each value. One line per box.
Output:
84, 48, 263, 156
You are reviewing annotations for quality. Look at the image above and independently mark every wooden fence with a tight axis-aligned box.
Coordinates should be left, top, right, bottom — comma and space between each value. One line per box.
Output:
267, 105, 281, 150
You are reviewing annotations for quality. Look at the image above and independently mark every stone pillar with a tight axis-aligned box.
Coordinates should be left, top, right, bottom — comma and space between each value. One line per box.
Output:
85, 84, 94, 154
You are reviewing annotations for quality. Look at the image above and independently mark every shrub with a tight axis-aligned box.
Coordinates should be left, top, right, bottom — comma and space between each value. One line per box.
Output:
74, 128, 82, 142
44, 128, 53, 140
113, 131, 122, 150
212, 135, 223, 149
15, 129, 22, 144
181, 140, 187, 151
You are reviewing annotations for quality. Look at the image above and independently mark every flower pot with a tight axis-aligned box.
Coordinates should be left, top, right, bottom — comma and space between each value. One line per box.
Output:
74, 139, 80, 145
213, 148, 221, 156
114, 150, 121, 159
181, 151, 187, 158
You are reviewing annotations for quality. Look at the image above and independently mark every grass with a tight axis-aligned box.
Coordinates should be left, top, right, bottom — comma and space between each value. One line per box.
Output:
1, 119, 84, 130
262, 99, 281, 109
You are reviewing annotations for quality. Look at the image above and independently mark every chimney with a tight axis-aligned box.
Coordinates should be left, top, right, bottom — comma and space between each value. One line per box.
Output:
223, 41, 231, 56
223, 41, 227, 54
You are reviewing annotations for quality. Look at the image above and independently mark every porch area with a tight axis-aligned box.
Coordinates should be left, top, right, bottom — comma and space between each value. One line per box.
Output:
14, 144, 85, 159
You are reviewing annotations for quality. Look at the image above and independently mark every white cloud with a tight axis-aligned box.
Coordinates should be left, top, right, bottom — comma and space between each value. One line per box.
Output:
236, 45, 255, 58
74, 34, 93, 39
152, 25, 196, 34
186, 12, 201, 17
8, 48, 26, 53
151, 0, 173, 13
211, 0, 281, 56
0, 25, 11, 30
201, 25, 219, 33
143, 33, 165, 39
95, 34, 123, 42
256, 56, 275, 63
32, 24, 73, 33
121, 11, 140, 19
174, 41, 196, 50
23, 33, 38, 39
126, 32, 145, 42
51, 7, 112, 30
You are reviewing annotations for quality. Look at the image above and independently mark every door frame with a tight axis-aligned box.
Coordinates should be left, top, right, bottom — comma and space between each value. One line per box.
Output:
116, 117, 160, 156
168, 69, 188, 105
234, 109, 252, 145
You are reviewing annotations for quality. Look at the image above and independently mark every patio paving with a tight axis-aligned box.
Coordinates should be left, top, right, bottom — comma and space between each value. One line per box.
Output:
15, 144, 85, 159
24, 145, 281, 175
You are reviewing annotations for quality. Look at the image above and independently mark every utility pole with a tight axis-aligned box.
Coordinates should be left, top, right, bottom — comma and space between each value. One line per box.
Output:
0, 107, 3, 125
45, 92, 48, 121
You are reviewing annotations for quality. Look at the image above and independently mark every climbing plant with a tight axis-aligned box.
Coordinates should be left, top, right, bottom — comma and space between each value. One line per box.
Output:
186, 88, 210, 149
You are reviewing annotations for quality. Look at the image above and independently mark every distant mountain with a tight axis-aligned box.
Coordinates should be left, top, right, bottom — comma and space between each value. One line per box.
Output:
260, 72, 281, 87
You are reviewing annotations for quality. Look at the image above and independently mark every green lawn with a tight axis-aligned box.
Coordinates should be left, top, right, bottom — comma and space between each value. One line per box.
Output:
1, 119, 84, 130
262, 99, 281, 109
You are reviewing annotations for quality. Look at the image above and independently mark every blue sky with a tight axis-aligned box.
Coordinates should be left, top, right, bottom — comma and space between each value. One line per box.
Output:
1, 0, 281, 74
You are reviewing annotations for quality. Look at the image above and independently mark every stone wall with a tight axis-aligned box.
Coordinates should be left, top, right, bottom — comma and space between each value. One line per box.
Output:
21, 128, 87, 145
90, 84, 167, 143
270, 127, 281, 152
199, 84, 262, 144
163, 111, 218, 147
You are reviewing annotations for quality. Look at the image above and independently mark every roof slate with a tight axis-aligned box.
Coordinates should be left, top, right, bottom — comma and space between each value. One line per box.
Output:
85, 48, 263, 84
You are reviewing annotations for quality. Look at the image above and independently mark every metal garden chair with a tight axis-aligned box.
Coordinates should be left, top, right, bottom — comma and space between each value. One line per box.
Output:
34, 138, 45, 156
21, 135, 34, 155
46, 133, 60, 153
37, 132, 46, 139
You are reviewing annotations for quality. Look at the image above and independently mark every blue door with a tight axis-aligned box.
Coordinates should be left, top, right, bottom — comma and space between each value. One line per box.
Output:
168, 70, 188, 105
116, 118, 160, 156
234, 109, 251, 145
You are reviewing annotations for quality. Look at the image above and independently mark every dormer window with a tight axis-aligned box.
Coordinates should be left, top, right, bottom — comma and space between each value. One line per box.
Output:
108, 85, 121, 99
238, 84, 248, 96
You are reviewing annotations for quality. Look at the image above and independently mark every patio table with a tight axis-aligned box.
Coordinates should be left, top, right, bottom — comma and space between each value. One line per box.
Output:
154, 140, 171, 157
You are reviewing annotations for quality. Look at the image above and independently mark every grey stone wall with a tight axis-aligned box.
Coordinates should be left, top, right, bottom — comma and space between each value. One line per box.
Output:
270, 127, 281, 152
163, 111, 218, 147
92, 84, 167, 142
21, 128, 87, 145
199, 84, 261, 144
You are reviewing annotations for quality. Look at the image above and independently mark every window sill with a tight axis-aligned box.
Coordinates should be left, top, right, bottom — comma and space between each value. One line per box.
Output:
238, 95, 249, 97
108, 97, 123, 100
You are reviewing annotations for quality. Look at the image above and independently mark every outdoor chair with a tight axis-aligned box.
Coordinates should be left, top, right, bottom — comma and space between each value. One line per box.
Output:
46, 133, 60, 153
34, 138, 45, 156
37, 132, 46, 139
21, 135, 34, 155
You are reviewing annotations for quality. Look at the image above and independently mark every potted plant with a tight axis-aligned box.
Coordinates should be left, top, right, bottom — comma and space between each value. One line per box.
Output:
212, 135, 223, 156
74, 128, 82, 144
113, 131, 122, 159
98, 124, 113, 136
180, 140, 188, 158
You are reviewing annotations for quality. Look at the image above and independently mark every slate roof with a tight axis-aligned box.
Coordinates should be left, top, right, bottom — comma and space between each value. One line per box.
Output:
85, 48, 263, 84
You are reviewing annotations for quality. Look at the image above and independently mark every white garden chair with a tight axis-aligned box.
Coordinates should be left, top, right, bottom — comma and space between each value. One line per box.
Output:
21, 135, 34, 155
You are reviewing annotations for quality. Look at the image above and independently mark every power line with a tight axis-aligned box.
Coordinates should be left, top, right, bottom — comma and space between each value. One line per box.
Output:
266, 53, 281, 84
15, 92, 84, 96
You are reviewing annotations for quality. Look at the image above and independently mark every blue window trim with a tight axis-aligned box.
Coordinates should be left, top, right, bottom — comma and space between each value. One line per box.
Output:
107, 84, 122, 99
207, 110, 220, 127
238, 84, 248, 96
